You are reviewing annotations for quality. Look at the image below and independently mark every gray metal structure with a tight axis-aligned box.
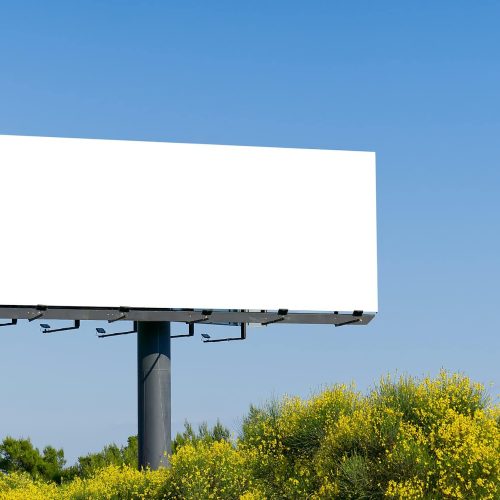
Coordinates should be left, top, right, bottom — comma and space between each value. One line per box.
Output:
0, 306, 374, 326
137, 321, 171, 469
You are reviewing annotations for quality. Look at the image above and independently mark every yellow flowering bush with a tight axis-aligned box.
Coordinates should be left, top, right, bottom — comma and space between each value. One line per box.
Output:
385, 477, 426, 499
0, 465, 167, 499
0, 371, 497, 499
239, 385, 359, 498
0, 471, 59, 500
314, 371, 499, 499
159, 440, 252, 499
430, 408, 499, 499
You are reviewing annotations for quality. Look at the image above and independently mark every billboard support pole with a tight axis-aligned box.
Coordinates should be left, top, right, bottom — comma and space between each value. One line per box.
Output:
137, 321, 171, 469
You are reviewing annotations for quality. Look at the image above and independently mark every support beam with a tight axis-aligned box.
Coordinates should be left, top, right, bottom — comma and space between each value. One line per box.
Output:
137, 321, 171, 469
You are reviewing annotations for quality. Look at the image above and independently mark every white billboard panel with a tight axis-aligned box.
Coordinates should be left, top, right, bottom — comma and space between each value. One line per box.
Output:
0, 135, 377, 314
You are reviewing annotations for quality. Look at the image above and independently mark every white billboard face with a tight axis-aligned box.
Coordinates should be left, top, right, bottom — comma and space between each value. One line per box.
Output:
0, 135, 377, 314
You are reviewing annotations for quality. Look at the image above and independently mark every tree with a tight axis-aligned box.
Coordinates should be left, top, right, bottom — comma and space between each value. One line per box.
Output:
40, 445, 66, 482
73, 435, 138, 478
0, 436, 66, 482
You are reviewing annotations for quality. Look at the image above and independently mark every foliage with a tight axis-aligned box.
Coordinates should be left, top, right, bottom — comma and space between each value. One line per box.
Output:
312, 372, 499, 499
171, 420, 231, 454
0, 437, 65, 483
68, 435, 138, 478
239, 386, 359, 498
0, 371, 498, 499
160, 440, 252, 499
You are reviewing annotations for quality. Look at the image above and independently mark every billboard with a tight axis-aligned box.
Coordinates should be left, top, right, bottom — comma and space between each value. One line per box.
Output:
0, 135, 377, 319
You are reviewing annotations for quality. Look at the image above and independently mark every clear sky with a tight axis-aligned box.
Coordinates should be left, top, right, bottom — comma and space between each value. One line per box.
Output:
0, 1, 499, 465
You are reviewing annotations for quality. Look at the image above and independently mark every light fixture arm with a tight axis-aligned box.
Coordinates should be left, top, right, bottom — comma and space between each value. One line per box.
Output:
42, 320, 80, 334
203, 322, 247, 343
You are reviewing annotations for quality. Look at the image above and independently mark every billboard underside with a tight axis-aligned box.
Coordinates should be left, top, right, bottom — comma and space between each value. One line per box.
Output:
0, 306, 374, 326
0, 135, 377, 321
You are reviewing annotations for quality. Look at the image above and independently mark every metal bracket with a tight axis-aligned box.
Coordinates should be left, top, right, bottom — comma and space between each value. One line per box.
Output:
40, 320, 80, 334
187, 310, 213, 325
335, 310, 363, 327
97, 321, 137, 338
334, 318, 362, 327
28, 305, 47, 322
0, 319, 17, 327
262, 309, 288, 326
202, 322, 247, 343
171, 323, 195, 338
108, 306, 130, 323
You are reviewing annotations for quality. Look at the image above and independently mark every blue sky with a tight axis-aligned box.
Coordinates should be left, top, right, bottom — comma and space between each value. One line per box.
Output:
0, 1, 499, 464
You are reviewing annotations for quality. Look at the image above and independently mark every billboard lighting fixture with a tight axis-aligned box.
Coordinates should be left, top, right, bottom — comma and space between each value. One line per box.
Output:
41, 320, 81, 334
97, 321, 137, 338
0, 319, 17, 327
202, 322, 247, 343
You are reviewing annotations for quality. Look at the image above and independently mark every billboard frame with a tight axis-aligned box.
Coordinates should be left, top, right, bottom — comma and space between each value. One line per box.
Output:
0, 305, 374, 326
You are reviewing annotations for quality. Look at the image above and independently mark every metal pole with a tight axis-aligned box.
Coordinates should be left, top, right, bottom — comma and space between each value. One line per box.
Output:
137, 321, 171, 469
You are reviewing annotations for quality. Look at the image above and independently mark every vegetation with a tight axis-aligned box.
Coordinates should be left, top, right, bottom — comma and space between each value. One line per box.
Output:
67, 435, 138, 479
0, 371, 498, 499
0, 435, 139, 483
0, 437, 65, 483
171, 420, 231, 454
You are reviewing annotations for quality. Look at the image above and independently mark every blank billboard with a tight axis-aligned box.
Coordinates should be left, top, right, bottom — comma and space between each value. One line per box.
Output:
0, 135, 377, 314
